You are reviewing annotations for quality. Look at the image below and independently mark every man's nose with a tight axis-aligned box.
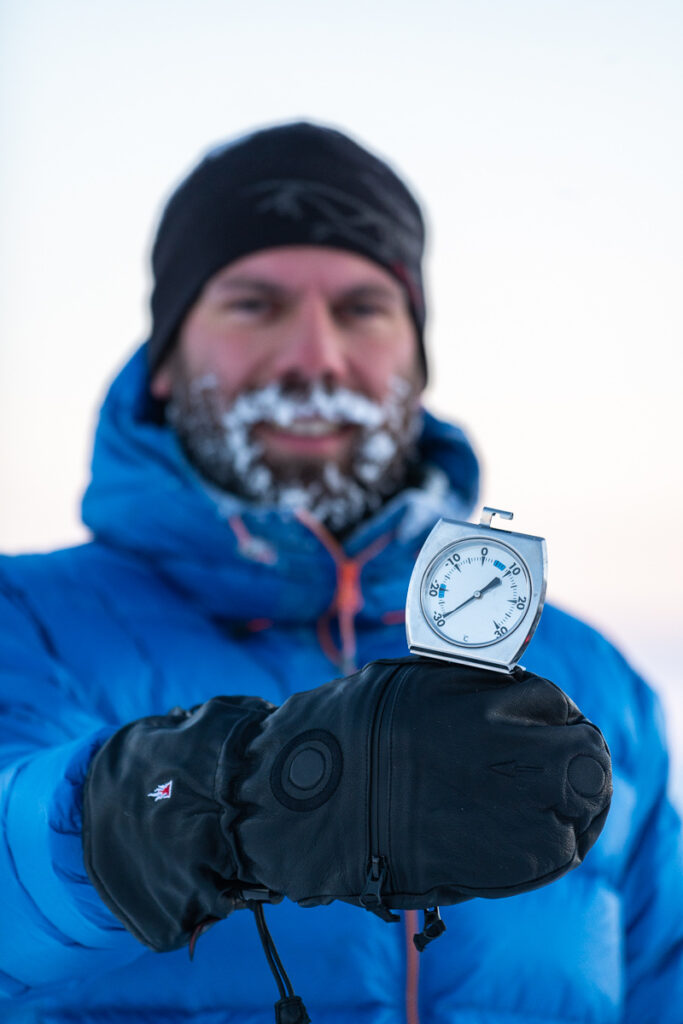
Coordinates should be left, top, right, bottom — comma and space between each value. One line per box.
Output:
270, 298, 347, 383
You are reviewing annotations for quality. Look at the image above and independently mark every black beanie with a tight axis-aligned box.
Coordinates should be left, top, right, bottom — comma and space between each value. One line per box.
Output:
147, 121, 428, 381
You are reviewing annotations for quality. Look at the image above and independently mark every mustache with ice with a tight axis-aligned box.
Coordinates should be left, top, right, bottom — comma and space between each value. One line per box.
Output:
169, 375, 420, 533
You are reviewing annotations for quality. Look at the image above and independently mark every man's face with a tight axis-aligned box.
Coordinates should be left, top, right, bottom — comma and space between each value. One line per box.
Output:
151, 246, 424, 533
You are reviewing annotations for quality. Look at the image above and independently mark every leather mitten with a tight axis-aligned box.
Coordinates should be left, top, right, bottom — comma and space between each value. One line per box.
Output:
83, 658, 612, 953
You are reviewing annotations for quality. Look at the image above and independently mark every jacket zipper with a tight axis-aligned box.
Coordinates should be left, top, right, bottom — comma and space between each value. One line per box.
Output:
359, 669, 403, 922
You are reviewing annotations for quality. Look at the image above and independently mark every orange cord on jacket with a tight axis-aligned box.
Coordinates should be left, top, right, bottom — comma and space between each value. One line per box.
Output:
405, 910, 421, 1024
294, 508, 392, 675
228, 509, 421, 1023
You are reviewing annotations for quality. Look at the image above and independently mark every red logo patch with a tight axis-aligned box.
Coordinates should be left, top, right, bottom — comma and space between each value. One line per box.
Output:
147, 780, 173, 802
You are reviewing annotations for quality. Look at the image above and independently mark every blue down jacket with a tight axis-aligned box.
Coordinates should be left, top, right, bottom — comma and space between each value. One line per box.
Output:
1, 346, 681, 1024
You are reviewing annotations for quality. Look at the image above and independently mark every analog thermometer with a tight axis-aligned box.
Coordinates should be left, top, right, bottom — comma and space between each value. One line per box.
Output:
406, 508, 547, 672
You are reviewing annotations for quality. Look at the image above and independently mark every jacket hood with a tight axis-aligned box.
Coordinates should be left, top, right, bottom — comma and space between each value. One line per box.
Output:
81, 346, 479, 623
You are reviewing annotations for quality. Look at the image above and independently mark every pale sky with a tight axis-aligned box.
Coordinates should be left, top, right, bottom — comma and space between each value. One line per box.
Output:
1, 0, 681, 802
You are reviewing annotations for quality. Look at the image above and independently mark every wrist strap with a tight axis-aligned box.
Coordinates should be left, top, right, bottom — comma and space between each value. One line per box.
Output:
253, 903, 311, 1024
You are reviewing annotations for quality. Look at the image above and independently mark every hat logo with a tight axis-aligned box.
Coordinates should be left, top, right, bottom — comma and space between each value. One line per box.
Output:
242, 178, 422, 265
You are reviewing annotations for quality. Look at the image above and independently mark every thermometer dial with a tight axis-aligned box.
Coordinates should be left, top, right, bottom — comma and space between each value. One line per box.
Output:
421, 538, 532, 648
406, 508, 547, 672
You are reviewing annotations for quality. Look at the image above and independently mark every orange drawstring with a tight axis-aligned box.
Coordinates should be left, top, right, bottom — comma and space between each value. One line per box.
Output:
381, 609, 405, 626
226, 509, 396, 673
227, 515, 278, 565
246, 618, 274, 632
337, 561, 363, 617
404, 909, 421, 1024
295, 509, 393, 674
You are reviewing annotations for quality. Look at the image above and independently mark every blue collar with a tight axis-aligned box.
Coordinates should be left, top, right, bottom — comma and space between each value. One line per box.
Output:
82, 346, 480, 622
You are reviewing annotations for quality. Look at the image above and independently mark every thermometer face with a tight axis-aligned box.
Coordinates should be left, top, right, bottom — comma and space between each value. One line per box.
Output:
421, 537, 533, 648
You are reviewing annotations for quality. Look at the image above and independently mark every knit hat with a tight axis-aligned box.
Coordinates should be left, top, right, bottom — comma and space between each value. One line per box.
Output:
147, 121, 428, 380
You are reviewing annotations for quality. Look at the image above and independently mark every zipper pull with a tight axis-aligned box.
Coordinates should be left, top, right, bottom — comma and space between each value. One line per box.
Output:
413, 906, 447, 952
360, 856, 400, 923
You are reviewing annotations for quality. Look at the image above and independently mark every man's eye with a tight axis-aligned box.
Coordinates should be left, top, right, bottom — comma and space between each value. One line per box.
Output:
230, 298, 271, 314
345, 302, 386, 318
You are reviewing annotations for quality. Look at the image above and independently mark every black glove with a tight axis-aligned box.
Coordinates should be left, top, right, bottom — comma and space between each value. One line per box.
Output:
83, 657, 611, 954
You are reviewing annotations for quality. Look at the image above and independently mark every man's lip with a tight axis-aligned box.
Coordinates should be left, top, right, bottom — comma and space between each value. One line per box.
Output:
257, 418, 354, 436
254, 420, 355, 453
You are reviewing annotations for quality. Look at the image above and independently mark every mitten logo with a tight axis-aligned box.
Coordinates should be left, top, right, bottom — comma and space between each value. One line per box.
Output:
147, 780, 173, 802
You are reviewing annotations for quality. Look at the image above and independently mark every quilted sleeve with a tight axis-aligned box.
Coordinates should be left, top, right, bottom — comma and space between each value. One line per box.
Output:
0, 571, 143, 998
620, 675, 683, 1023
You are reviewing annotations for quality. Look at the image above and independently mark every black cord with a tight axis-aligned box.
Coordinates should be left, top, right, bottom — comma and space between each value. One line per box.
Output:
254, 902, 294, 1000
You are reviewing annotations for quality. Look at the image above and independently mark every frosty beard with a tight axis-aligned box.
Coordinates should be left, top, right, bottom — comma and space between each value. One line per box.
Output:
167, 374, 422, 535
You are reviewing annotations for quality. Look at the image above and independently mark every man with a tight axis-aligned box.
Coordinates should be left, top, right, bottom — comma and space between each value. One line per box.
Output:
0, 122, 680, 1023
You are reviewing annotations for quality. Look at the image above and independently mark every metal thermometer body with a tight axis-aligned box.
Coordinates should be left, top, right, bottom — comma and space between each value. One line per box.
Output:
406, 510, 547, 672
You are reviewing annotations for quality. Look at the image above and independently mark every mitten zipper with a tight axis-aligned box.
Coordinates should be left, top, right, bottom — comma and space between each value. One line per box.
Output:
360, 669, 403, 923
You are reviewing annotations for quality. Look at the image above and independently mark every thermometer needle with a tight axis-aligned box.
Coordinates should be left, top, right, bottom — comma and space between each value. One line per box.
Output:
443, 576, 502, 618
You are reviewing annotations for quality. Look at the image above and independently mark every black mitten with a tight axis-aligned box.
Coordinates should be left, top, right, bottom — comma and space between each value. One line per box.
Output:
82, 695, 273, 950
83, 658, 611, 954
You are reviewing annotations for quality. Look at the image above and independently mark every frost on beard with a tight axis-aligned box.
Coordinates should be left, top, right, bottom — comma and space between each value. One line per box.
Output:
168, 376, 421, 534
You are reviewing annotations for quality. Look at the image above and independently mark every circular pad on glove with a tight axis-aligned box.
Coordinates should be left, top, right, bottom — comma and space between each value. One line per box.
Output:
567, 754, 607, 797
271, 730, 343, 811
